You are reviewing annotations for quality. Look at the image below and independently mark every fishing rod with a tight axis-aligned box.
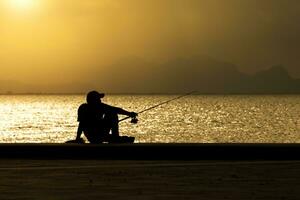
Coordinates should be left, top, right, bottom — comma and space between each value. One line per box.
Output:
119, 91, 197, 123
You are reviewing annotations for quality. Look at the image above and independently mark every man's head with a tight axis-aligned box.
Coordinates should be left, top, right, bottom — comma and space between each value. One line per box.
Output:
86, 91, 105, 104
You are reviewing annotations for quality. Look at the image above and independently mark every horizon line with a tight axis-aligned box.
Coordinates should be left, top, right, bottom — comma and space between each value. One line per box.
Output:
1, 92, 300, 96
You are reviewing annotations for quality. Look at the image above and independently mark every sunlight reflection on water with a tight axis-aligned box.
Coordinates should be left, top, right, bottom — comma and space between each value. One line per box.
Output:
0, 95, 299, 143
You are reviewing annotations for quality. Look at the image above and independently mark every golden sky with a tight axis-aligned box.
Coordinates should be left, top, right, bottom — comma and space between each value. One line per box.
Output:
0, 0, 300, 92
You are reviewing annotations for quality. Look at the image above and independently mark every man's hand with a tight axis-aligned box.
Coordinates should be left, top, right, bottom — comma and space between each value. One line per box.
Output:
129, 112, 138, 118
129, 112, 138, 124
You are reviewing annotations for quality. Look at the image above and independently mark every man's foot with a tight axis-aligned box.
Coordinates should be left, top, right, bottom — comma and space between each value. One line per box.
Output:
65, 138, 86, 144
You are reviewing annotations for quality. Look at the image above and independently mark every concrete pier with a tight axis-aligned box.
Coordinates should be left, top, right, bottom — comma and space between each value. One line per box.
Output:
0, 143, 299, 160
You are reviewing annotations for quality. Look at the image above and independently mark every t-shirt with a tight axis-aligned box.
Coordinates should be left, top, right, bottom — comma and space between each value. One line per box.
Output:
78, 103, 103, 123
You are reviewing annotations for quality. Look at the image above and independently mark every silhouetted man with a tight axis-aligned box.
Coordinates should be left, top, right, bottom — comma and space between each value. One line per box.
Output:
76, 91, 137, 143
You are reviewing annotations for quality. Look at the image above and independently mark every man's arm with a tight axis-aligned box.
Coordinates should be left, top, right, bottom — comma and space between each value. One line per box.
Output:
76, 122, 83, 141
105, 104, 137, 118
117, 108, 138, 118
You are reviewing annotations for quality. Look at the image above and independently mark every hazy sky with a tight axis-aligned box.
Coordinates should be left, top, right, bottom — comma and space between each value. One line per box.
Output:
0, 0, 300, 90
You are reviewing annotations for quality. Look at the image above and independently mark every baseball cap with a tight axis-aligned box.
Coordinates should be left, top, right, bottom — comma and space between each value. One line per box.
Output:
86, 90, 105, 103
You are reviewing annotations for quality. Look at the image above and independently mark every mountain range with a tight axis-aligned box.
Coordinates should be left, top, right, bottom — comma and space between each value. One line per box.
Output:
1, 56, 299, 94
90, 56, 300, 94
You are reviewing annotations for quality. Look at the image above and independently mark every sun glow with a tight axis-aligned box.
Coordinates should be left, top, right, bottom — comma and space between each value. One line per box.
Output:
7, 0, 37, 12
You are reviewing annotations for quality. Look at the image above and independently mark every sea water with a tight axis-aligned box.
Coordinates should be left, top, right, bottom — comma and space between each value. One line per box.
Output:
0, 95, 299, 143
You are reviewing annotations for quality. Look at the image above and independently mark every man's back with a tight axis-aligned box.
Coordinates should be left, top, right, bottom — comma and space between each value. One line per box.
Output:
77, 103, 107, 142
78, 103, 103, 124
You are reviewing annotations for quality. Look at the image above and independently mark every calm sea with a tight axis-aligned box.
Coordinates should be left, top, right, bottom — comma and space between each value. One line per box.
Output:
0, 95, 299, 143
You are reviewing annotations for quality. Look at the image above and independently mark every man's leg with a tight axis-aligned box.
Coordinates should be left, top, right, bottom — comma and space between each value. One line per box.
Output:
83, 128, 105, 144
103, 112, 119, 137
103, 113, 135, 143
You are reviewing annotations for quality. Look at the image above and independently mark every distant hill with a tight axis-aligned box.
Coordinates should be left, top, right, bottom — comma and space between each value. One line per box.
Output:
90, 56, 300, 94
247, 65, 300, 94
0, 80, 32, 94
1, 56, 300, 94
0, 80, 94, 94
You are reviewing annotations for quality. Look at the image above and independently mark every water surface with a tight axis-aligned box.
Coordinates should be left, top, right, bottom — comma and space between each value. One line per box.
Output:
0, 95, 299, 143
